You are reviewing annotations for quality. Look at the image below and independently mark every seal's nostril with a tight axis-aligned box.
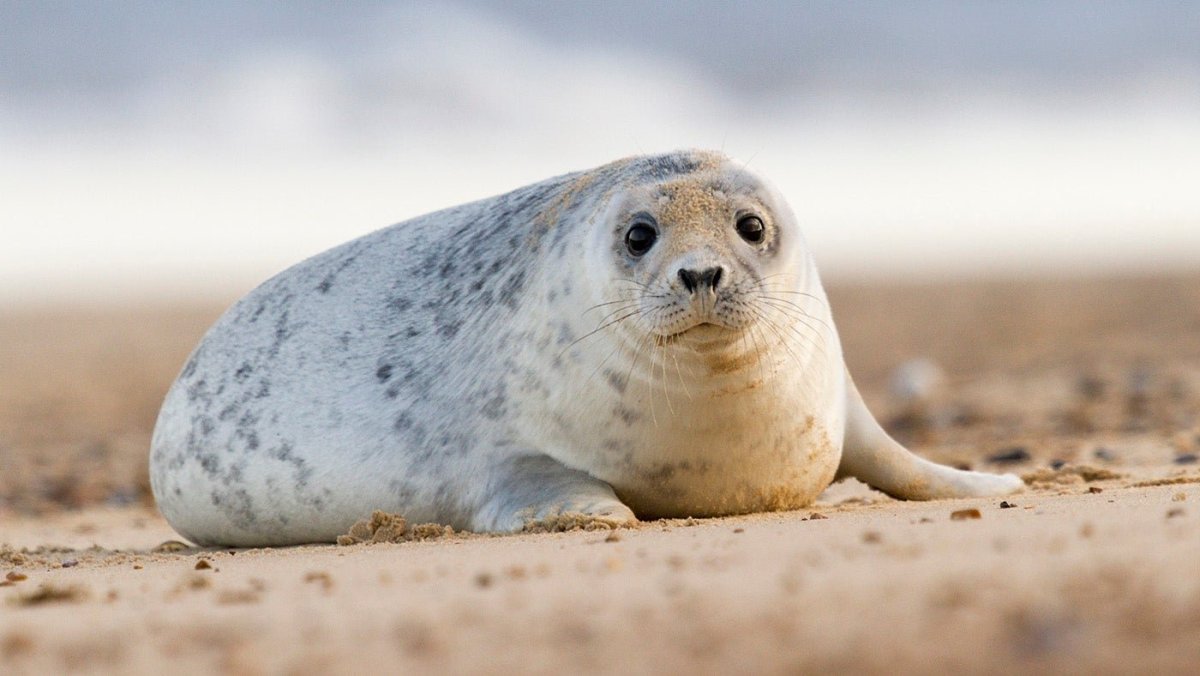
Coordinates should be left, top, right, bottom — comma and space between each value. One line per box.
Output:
705, 267, 723, 290
678, 268, 699, 293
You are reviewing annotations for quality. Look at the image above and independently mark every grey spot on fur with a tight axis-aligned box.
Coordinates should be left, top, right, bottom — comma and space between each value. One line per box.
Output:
394, 413, 413, 432
604, 370, 627, 395
436, 318, 462, 339
376, 364, 393, 382
615, 406, 640, 426
234, 362, 253, 382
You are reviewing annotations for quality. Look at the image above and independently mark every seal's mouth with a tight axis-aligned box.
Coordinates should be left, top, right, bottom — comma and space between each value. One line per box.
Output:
654, 321, 739, 347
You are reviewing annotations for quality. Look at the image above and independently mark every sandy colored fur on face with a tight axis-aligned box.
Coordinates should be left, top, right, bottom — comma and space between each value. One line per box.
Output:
658, 177, 731, 232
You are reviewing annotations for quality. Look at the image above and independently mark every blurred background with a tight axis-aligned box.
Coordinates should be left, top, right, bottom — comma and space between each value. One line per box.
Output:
2, 0, 1199, 306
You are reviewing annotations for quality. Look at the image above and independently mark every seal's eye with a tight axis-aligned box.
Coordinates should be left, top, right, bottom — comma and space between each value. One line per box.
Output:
736, 215, 765, 244
625, 223, 657, 256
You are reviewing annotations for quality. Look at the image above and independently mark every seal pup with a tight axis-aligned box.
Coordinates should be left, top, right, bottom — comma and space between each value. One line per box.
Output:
150, 150, 1022, 546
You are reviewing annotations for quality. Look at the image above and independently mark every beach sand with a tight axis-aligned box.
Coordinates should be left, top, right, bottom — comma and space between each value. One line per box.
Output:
2, 274, 1199, 674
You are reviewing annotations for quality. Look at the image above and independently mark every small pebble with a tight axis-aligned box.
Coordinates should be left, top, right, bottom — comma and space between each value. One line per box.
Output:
474, 572, 493, 588
1088, 486, 1104, 494
951, 509, 982, 521
1093, 448, 1117, 462
604, 531, 621, 543
862, 531, 882, 544
60, 560, 78, 568
303, 571, 334, 591
807, 512, 828, 521
1076, 375, 1106, 400
1175, 453, 1198, 465
999, 501, 1017, 509
7, 572, 28, 582
987, 448, 1031, 465
1049, 459, 1067, 470
1166, 508, 1185, 519
194, 559, 213, 570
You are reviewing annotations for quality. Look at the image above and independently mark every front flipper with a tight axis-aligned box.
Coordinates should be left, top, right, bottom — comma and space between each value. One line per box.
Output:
473, 454, 638, 532
837, 374, 1024, 499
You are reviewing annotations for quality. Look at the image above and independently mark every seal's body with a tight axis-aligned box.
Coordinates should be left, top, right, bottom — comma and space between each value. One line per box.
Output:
151, 151, 1021, 546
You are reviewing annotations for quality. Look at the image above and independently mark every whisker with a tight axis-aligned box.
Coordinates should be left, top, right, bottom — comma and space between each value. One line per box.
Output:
556, 307, 644, 363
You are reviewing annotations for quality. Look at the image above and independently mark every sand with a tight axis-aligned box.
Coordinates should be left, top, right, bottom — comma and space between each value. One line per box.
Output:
3, 274, 1200, 674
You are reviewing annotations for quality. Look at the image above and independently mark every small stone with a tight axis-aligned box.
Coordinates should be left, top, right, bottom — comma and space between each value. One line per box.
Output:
807, 512, 828, 520
1049, 459, 1067, 470
1093, 448, 1117, 462
474, 572, 493, 588
303, 571, 333, 591
1076, 375, 1106, 401
60, 560, 78, 568
1088, 486, 1104, 494
604, 531, 622, 543
862, 531, 882, 544
733, 528, 745, 533
951, 509, 982, 521
987, 448, 1031, 465
194, 559, 213, 570
6, 572, 28, 582
1175, 453, 1198, 465
999, 501, 1017, 509
1166, 508, 1185, 519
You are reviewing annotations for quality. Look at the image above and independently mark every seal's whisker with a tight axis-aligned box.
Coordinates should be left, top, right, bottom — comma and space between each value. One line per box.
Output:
751, 288, 834, 332
754, 309, 808, 369
756, 296, 834, 338
670, 349, 694, 401
556, 307, 646, 364
581, 300, 640, 320
753, 276, 828, 306
581, 297, 640, 316
632, 331, 659, 429
657, 330, 675, 418
747, 321, 771, 397
753, 302, 827, 360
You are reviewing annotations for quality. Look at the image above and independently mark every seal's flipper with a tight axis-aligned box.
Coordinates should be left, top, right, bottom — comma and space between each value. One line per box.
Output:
473, 454, 638, 532
837, 374, 1024, 499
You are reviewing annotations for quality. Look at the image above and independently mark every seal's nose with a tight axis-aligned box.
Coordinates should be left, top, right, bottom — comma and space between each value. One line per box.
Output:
678, 267, 723, 294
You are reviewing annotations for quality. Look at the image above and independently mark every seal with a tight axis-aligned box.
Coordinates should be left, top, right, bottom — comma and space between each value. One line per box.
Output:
150, 150, 1023, 546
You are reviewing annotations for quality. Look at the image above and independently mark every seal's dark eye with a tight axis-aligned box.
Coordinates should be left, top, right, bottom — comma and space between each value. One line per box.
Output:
625, 223, 657, 256
736, 215, 765, 244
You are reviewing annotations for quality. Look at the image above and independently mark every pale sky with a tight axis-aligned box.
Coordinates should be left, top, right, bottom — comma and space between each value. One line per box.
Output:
3, 2, 1199, 306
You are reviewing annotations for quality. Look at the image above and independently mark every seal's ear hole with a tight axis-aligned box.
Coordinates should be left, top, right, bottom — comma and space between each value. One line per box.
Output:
625, 223, 658, 256
736, 215, 765, 244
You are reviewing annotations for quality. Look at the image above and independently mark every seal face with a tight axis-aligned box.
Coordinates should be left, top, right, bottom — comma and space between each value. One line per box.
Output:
150, 150, 1021, 546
